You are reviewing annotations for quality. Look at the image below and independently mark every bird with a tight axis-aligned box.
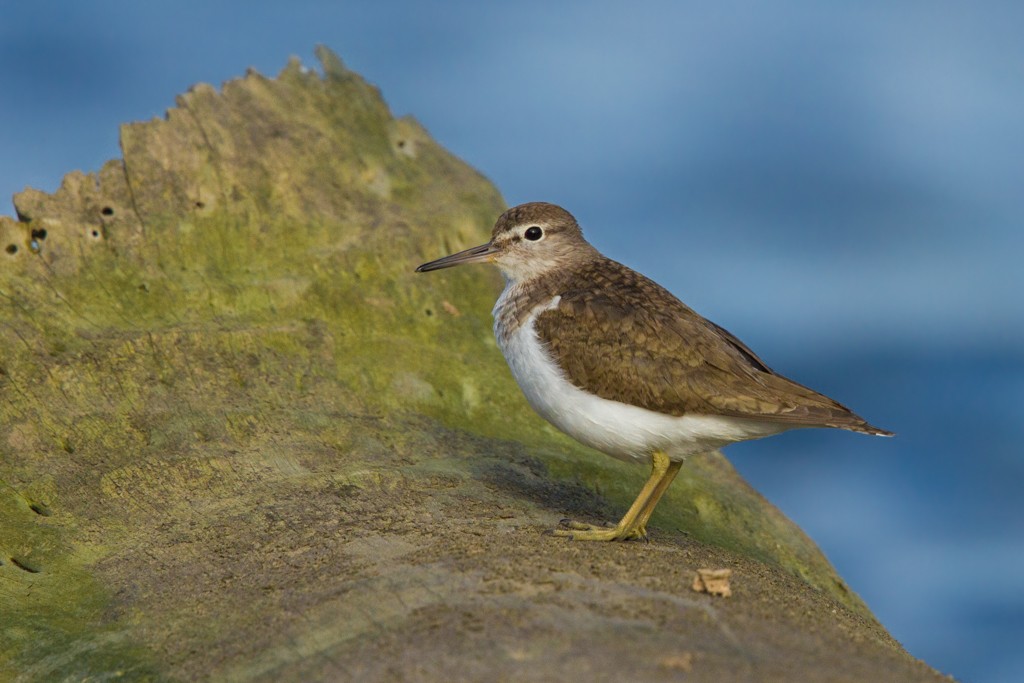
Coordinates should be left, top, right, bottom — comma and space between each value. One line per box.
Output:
415, 202, 892, 541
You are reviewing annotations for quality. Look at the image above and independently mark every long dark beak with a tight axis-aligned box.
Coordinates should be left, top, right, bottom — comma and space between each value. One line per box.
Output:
415, 242, 497, 272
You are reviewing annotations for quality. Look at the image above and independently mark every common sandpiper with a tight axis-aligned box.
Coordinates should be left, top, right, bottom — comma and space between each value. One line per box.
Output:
416, 202, 891, 541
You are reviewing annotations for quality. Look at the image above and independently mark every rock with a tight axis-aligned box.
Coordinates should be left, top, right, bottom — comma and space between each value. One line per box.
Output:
0, 46, 947, 681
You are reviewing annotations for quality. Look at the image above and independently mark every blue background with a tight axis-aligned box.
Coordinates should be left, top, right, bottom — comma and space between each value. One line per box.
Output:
2, 3, 1021, 681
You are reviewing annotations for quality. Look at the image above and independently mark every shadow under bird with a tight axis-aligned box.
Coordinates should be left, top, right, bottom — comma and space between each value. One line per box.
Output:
416, 202, 892, 541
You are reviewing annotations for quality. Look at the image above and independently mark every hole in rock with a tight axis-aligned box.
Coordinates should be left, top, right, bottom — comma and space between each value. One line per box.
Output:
10, 558, 41, 573
29, 503, 52, 517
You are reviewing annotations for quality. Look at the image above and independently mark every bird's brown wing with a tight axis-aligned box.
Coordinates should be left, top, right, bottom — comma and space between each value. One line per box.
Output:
533, 263, 889, 434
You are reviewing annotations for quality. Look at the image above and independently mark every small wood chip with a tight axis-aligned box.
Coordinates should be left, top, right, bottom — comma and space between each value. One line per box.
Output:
692, 568, 732, 597
441, 300, 461, 316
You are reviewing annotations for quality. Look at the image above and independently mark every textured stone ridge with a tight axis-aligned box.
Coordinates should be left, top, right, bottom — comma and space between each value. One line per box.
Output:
0, 47, 945, 681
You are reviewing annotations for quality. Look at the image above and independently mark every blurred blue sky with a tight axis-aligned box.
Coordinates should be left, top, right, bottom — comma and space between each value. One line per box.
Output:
2, 3, 1022, 681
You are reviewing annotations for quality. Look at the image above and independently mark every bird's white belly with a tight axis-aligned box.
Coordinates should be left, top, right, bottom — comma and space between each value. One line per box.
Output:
495, 302, 785, 464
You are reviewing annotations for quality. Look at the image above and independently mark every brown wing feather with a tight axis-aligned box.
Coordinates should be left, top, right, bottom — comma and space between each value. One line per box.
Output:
533, 258, 891, 435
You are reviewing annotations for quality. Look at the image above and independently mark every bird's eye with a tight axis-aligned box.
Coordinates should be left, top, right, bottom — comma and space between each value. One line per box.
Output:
524, 226, 543, 241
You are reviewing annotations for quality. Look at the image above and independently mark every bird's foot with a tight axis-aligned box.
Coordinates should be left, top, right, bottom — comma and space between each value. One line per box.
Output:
551, 518, 648, 542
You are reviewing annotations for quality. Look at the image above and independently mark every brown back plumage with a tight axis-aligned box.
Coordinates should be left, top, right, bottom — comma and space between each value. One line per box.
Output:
519, 256, 891, 435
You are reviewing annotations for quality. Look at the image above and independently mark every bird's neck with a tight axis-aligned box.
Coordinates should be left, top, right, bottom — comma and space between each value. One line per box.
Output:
493, 270, 564, 346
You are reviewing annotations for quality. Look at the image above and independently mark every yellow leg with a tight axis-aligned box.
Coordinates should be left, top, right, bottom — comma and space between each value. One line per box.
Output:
632, 458, 683, 535
553, 450, 676, 541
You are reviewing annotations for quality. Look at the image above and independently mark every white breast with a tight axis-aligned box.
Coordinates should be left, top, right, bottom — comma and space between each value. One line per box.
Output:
493, 294, 785, 464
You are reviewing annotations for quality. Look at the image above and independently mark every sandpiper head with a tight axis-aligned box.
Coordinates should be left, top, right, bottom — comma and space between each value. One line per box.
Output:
415, 202, 596, 283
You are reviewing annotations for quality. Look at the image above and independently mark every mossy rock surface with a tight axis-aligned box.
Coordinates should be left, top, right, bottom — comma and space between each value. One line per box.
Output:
0, 47, 945, 681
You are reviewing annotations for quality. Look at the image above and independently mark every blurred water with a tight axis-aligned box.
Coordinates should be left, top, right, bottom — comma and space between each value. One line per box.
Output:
2, 3, 1022, 681
728, 345, 1024, 681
